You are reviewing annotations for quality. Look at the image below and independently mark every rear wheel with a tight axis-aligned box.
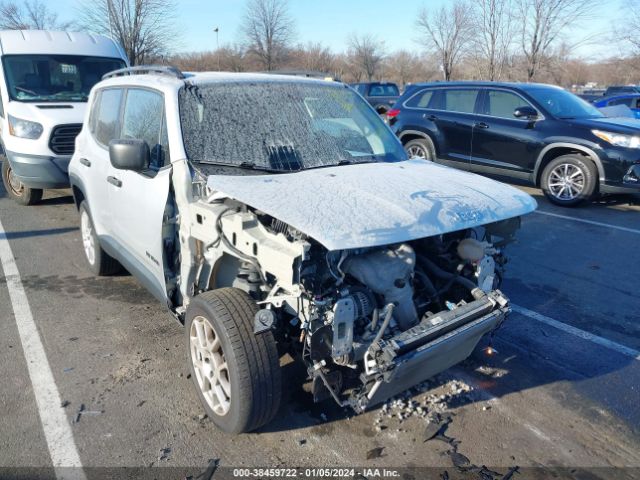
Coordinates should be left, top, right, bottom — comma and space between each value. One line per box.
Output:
79, 201, 120, 275
1, 159, 43, 206
186, 288, 282, 433
404, 137, 436, 162
541, 154, 597, 206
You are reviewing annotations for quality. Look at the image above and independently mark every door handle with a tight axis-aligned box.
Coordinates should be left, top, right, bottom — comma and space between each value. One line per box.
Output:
424, 114, 437, 121
475, 122, 489, 129
107, 176, 122, 188
79, 158, 91, 167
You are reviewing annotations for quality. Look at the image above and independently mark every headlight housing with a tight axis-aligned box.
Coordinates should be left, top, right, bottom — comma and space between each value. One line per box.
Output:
8, 114, 43, 139
592, 129, 640, 148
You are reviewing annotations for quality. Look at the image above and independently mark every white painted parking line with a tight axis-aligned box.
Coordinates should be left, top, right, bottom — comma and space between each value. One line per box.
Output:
0, 217, 86, 479
512, 304, 640, 361
534, 210, 640, 235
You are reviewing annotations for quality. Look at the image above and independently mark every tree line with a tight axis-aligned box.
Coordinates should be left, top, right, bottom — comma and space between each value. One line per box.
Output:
2, 0, 640, 88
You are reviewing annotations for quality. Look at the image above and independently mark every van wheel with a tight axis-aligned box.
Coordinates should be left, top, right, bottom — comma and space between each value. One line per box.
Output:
186, 288, 282, 434
541, 155, 597, 207
404, 137, 435, 161
79, 201, 120, 275
2, 159, 43, 205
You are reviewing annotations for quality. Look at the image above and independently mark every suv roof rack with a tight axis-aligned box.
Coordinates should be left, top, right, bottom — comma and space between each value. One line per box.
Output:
102, 65, 185, 81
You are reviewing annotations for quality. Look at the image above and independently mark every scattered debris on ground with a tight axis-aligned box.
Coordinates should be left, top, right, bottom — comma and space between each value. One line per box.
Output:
184, 458, 219, 480
72, 403, 103, 423
366, 446, 384, 459
158, 446, 172, 462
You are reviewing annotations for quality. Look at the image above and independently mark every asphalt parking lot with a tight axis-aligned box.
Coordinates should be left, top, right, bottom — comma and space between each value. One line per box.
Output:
0, 180, 639, 480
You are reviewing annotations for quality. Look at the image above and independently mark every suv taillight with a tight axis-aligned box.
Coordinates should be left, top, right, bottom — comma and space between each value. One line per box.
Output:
387, 108, 400, 119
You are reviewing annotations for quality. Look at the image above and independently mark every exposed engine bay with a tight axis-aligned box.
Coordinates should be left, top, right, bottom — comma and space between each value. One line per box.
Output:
174, 191, 521, 412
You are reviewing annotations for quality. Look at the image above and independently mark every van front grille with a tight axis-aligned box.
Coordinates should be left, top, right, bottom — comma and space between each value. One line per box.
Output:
49, 124, 82, 155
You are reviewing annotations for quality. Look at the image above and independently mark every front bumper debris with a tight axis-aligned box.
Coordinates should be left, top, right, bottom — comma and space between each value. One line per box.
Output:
352, 290, 509, 412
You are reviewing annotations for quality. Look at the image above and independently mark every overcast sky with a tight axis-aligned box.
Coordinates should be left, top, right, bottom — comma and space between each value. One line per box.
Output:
56, 0, 625, 60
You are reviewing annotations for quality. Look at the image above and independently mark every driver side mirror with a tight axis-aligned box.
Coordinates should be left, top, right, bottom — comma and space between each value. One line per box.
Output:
514, 106, 539, 120
109, 139, 149, 171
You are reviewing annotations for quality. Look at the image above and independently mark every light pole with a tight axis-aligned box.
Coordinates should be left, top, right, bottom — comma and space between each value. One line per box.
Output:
214, 27, 220, 71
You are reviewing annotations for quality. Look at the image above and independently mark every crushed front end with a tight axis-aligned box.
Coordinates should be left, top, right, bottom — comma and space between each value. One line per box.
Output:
267, 217, 521, 412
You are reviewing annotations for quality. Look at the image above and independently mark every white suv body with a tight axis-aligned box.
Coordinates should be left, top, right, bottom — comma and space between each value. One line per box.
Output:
0, 30, 127, 205
69, 67, 537, 433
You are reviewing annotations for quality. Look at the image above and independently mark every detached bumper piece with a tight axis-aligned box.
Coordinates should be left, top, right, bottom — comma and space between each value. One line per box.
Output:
352, 290, 509, 412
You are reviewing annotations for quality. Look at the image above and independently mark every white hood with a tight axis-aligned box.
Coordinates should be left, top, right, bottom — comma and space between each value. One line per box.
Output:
206, 159, 537, 251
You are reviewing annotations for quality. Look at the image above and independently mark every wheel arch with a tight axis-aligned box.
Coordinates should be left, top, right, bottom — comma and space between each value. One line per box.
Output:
69, 174, 86, 210
398, 130, 437, 155
534, 143, 605, 187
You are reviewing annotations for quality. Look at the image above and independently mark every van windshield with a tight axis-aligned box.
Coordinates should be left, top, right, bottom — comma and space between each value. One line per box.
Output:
2, 55, 125, 102
179, 81, 407, 173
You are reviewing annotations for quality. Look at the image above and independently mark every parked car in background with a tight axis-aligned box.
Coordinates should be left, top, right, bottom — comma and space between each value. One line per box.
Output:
69, 67, 536, 433
350, 81, 400, 114
604, 85, 640, 96
577, 89, 605, 103
388, 81, 640, 206
0, 30, 127, 205
593, 94, 640, 119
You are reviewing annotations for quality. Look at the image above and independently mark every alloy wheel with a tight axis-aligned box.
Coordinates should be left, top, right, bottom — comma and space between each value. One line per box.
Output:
190, 315, 231, 416
407, 144, 430, 160
547, 163, 585, 201
80, 209, 96, 265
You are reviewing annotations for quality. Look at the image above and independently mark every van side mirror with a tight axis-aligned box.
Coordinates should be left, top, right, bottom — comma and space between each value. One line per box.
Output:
514, 106, 539, 120
109, 139, 149, 171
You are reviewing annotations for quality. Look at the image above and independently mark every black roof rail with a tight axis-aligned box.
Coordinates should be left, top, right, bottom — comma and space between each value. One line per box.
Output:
102, 65, 185, 81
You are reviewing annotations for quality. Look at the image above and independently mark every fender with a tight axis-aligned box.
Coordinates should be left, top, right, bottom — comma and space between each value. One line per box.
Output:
68, 172, 87, 209
533, 142, 606, 184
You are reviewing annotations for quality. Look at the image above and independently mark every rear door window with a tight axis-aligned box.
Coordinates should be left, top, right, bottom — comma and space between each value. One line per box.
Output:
442, 89, 480, 113
486, 90, 532, 119
95, 88, 123, 146
121, 88, 167, 169
406, 89, 434, 108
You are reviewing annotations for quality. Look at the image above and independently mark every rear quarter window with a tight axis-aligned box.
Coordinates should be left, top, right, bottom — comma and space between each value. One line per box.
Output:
406, 89, 434, 108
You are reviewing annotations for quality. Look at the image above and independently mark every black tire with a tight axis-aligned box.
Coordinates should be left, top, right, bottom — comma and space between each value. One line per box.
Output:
404, 137, 436, 161
79, 201, 120, 275
541, 154, 597, 207
185, 288, 282, 433
1, 158, 43, 206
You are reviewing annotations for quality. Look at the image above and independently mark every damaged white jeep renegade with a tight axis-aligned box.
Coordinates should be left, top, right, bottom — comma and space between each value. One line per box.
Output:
69, 66, 537, 433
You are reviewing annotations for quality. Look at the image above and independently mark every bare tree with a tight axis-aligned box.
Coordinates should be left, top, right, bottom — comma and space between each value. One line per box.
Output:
613, 0, 640, 56
291, 42, 335, 73
241, 0, 295, 71
348, 34, 385, 81
416, 1, 473, 81
518, 0, 596, 81
471, 0, 513, 80
0, 0, 72, 30
77, 0, 179, 65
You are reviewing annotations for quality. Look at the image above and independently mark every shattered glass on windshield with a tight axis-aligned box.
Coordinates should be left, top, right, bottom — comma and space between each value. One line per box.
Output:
178, 81, 406, 173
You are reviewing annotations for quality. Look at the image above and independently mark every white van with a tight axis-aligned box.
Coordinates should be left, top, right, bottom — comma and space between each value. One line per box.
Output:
0, 30, 128, 205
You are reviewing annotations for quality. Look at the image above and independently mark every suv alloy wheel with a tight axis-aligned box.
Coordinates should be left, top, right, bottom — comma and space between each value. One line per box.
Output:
404, 137, 435, 161
541, 154, 597, 206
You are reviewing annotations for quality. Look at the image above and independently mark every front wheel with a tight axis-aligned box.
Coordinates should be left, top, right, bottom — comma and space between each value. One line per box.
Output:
186, 288, 282, 433
541, 155, 597, 207
1, 159, 43, 205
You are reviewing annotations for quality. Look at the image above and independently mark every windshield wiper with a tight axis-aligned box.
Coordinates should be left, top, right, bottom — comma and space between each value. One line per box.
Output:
198, 160, 285, 173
